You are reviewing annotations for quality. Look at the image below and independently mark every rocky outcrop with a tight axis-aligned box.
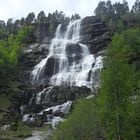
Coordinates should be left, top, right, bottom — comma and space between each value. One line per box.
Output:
39, 86, 91, 108
33, 23, 57, 43
44, 56, 60, 76
66, 43, 83, 64
81, 16, 111, 54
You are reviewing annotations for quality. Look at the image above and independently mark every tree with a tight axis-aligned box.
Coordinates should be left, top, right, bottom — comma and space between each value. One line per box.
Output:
53, 10, 65, 22
113, 1, 129, 16
57, 11, 65, 22
98, 32, 135, 140
20, 17, 25, 26
6, 18, 14, 35
131, 95, 140, 140
0, 20, 5, 28
53, 99, 104, 140
123, 0, 129, 13
0, 25, 33, 72
26, 12, 35, 24
132, 0, 140, 13
37, 11, 47, 24
15, 25, 33, 43
0, 20, 6, 39
94, 1, 107, 20
13, 19, 21, 34
106, 0, 114, 15
71, 13, 81, 20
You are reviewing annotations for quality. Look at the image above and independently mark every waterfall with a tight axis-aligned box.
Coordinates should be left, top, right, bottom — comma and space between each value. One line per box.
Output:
31, 19, 103, 88
22, 18, 104, 128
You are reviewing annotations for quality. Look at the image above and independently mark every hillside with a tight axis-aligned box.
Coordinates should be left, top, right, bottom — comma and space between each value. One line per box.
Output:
0, 0, 140, 140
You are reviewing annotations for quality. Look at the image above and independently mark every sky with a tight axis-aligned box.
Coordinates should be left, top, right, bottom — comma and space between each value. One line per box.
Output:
0, 0, 134, 21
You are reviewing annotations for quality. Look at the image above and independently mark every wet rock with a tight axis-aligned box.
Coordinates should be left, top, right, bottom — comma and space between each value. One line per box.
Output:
44, 56, 60, 76
37, 86, 91, 108
81, 16, 111, 54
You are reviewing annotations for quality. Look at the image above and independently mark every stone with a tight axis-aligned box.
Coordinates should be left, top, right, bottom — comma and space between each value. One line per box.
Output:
80, 16, 111, 54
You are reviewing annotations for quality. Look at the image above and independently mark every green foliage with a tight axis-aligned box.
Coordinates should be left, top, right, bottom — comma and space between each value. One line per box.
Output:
98, 39, 134, 140
94, 0, 140, 32
131, 96, 140, 140
97, 28, 140, 140
120, 27, 140, 54
0, 122, 32, 139
0, 94, 11, 110
0, 39, 18, 71
13, 122, 32, 138
52, 23, 140, 140
15, 25, 33, 43
0, 28, 6, 39
53, 99, 104, 140
0, 25, 33, 72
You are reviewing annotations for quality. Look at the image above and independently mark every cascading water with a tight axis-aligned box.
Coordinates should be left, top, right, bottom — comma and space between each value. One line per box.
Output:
22, 18, 104, 129
31, 19, 103, 89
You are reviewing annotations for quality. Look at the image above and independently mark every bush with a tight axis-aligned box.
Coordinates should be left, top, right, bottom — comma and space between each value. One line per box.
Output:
0, 122, 32, 139
53, 99, 104, 140
0, 25, 33, 72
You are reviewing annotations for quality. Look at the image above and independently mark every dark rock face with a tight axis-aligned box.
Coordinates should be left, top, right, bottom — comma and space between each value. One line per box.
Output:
19, 85, 91, 114
44, 56, 60, 76
81, 16, 111, 54
66, 43, 83, 63
33, 23, 56, 43
66, 43, 83, 55
40, 86, 91, 109
19, 43, 50, 85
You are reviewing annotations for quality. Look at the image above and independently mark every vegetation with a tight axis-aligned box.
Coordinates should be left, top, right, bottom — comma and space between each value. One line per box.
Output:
0, 0, 140, 140
53, 99, 104, 140
53, 27, 140, 140
97, 29, 139, 140
0, 9, 81, 138
52, 1, 140, 137
95, 0, 140, 33
0, 10, 80, 72
0, 122, 32, 139
0, 25, 33, 72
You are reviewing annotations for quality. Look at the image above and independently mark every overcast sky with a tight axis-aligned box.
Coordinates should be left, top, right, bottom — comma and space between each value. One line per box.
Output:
0, 0, 134, 21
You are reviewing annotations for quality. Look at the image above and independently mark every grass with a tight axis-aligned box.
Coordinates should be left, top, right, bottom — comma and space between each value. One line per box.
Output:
0, 122, 32, 139
0, 122, 53, 139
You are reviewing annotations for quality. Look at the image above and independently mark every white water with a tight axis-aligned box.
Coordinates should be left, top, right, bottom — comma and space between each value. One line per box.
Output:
42, 101, 72, 115
36, 86, 53, 104
31, 19, 103, 88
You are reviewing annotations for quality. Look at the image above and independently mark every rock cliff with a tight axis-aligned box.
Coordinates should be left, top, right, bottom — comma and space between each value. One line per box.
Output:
16, 16, 111, 125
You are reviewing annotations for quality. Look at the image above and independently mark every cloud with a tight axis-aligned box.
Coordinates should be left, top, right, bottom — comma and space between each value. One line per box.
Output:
0, 0, 135, 21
